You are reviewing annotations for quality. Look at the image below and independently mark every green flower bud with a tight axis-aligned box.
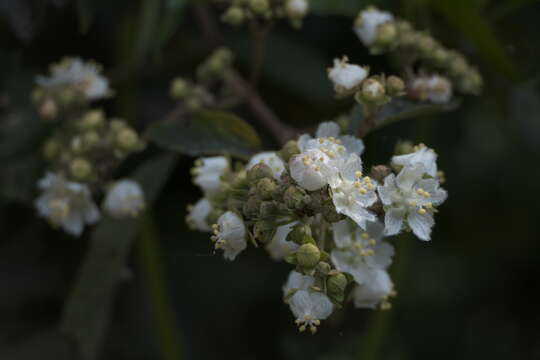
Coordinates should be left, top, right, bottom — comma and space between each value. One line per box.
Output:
243, 195, 262, 218
296, 243, 320, 268
256, 178, 278, 200
247, 162, 273, 182
185, 97, 202, 112
83, 131, 100, 148
417, 34, 437, 57
358, 78, 387, 104
70, 157, 92, 180
433, 47, 450, 66
39, 98, 58, 120
394, 140, 414, 155
70, 136, 84, 154
278, 140, 300, 162
448, 54, 468, 76
58, 88, 76, 105
214, 47, 233, 65
315, 261, 332, 276
327, 272, 348, 302
43, 139, 61, 160
249, 0, 269, 14
259, 200, 279, 218
459, 69, 482, 95
110, 118, 128, 132
375, 22, 397, 46
283, 185, 308, 210
80, 110, 105, 130
253, 220, 275, 243
116, 127, 139, 151
386, 75, 405, 97
170, 78, 190, 99
221, 6, 244, 26
288, 223, 313, 245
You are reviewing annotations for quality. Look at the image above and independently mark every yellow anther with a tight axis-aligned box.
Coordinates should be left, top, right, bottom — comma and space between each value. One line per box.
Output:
425, 202, 433, 209
314, 166, 320, 171
408, 200, 417, 207
418, 208, 427, 215
361, 232, 369, 239
359, 188, 368, 195
354, 182, 361, 188
416, 188, 424, 195
367, 183, 374, 191
365, 249, 375, 256
313, 319, 320, 326
368, 239, 376, 246
363, 176, 371, 183
423, 191, 431, 198
355, 171, 363, 178
319, 138, 324, 144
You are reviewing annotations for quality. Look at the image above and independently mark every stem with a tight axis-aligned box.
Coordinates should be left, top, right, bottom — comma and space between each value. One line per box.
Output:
138, 214, 183, 360
249, 21, 272, 86
358, 104, 376, 138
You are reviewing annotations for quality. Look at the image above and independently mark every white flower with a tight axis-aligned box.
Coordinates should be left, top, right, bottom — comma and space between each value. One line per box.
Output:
34, 172, 100, 236
329, 154, 378, 229
409, 75, 452, 104
331, 220, 394, 284
283, 271, 333, 333
291, 122, 365, 191
265, 221, 299, 261
186, 198, 212, 232
36, 57, 109, 100
212, 211, 247, 260
192, 156, 229, 195
103, 179, 145, 218
328, 57, 368, 95
392, 143, 438, 177
354, 8, 394, 46
353, 269, 395, 309
378, 164, 447, 240
285, 0, 309, 18
247, 151, 285, 181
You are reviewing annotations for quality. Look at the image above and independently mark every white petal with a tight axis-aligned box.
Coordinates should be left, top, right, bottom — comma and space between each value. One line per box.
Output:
187, 198, 212, 231
396, 164, 424, 191
384, 207, 405, 236
407, 211, 434, 241
377, 174, 397, 205
339, 135, 365, 155
332, 219, 354, 248
353, 269, 393, 309
316, 122, 340, 138
247, 152, 285, 181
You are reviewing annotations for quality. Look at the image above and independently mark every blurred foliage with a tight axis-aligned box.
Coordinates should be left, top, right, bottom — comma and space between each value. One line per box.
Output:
1, 0, 540, 360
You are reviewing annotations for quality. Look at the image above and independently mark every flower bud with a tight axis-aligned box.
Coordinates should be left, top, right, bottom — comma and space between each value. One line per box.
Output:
110, 118, 128, 132
70, 136, 84, 154
327, 272, 348, 302
394, 140, 414, 155
83, 131, 100, 148
80, 110, 105, 130
170, 78, 190, 99
70, 157, 92, 180
243, 196, 261, 218
247, 162, 274, 182
253, 220, 275, 243
458, 69, 482, 95
296, 243, 320, 268
43, 139, 61, 160
116, 128, 140, 151
285, 0, 309, 19
288, 223, 313, 245
249, 0, 269, 14
375, 22, 397, 46
358, 78, 386, 104
39, 98, 58, 120
221, 6, 245, 26
283, 185, 308, 210
256, 178, 278, 200
278, 140, 300, 162
315, 261, 332, 276
386, 75, 405, 97
433, 47, 450, 66
448, 54, 468, 76
417, 34, 437, 57
185, 97, 202, 112
58, 88, 76, 105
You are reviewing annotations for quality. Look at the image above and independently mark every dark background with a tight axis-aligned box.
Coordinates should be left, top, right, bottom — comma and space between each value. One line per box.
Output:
1, 0, 540, 359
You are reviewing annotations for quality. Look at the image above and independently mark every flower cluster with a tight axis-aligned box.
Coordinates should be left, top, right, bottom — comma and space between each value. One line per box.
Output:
33, 58, 146, 236
353, 6, 482, 99
186, 121, 447, 332
219, 0, 309, 28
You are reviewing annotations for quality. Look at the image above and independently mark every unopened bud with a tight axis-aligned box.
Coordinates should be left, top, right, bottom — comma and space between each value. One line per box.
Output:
359, 78, 386, 104
249, 0, 269, 14
315, 261, 332, 276
116, 128, 139, 151
43, 139, 60, 160
283, 185, 308, 210
278, 140, 300, 162
83, 131, 100, 148
433, 47, 450, 65
288, 223, 313, 245
327, 272, 348, 301
110, 118, 128, 132
70, 136, 84, 154
296, 243, 320, 268
449, 55, 468, 76
253, 220, 274, 243
58, 88, 76, 105
185, 97, 202, 112
417, 34, 437, 57
221, 6, 244, 26
80, 110, 105, 130
459, 69, 482, 95
375, 22, 397, 46
394, 140, 414, 155
170, 78, 190, 99
247, 163, 274, 182
243, 196, 261, 218
256, 178, 278, 200
386, 76, 405, 97
285, 0, 309, 19
70, 158, 92, 180
39, 98, 58, 120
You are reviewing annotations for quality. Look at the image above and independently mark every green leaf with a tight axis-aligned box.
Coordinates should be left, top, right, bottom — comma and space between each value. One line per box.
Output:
147, 110, 262, 158
309, 0, 381, 16
370, 98, 461, 132
60, 153, 177, 360
152, 0, 187, 56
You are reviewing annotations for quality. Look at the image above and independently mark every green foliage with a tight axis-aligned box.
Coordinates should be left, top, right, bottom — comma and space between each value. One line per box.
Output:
147, 110, 262, 159
60, 153, 178, 360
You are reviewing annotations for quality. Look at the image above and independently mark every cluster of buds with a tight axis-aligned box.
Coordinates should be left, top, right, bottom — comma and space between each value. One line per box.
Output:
33, 58, 146, 237
219, 0, 309, 28
353, 6, 482, 97
170, 48, 234, 112
327, 56, 405, 107
186, 121, 447, 332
